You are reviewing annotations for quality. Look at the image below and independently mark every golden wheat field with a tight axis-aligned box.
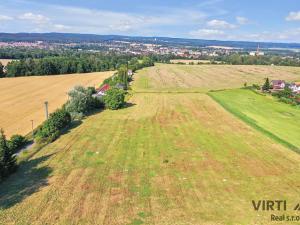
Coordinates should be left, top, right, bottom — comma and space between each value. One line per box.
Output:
0, 59, 13, 66
0, 72, 113, 137
133, 63, 300, 92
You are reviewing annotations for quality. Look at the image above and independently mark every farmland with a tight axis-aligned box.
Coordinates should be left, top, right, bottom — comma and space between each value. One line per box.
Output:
210, 89, 300, 151
1, 93, 300, 225
0, 59, 13, 66
0, 72, 113, 137
1, 64, 300, 224
170, 59, 213, 64
133, 63, 300, 92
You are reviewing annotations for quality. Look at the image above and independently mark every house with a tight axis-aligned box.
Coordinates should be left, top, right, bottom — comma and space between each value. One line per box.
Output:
271, 80, 286, 90
127, 70, 133, 77
94, 84, 110, 97
290, 82, 300, 93
115, 83, 125, 90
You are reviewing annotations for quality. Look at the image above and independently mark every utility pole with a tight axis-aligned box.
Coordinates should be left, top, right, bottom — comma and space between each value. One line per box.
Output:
30, 120, 34, 137
44, 101, 49, 120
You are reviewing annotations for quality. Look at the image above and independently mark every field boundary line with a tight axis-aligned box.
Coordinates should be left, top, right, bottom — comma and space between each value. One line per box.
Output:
207, 92, 300, 154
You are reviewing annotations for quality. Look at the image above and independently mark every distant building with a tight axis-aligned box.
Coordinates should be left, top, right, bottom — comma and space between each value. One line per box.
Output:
289, 82, 300, 93
271, 80, 286, 90
93, 84, 111, 97
249, 44, 264, 56
127, 70, 133, 77
115, 83, 126, 90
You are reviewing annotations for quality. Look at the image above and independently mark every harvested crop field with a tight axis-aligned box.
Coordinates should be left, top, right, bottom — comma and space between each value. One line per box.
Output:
0, 72, 113, 137
1, 93, 300, 225
0, 59, 13, 66
133, 64, 300, 92
170, 59, 213, 64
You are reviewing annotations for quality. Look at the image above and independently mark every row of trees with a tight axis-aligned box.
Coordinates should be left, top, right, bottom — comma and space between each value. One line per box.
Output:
2, 54, 158, 77
215, 54, 300, 67
103, 56, 155, 89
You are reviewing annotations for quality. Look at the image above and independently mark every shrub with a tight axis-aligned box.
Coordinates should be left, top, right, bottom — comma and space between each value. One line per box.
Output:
66, 86, 103, 117
8, 135, 27, 154
35, 108, 71, 143
103, 88, 126, 110
252, 84, 261, 90
0, 129, 17, 182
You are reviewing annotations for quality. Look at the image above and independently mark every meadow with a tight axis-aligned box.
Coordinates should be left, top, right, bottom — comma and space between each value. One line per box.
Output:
1, 93, 300, 225
0, 72, 113, 137
1, 64, 300, 225
133, 63, 300, 92
210, 89, 300, 151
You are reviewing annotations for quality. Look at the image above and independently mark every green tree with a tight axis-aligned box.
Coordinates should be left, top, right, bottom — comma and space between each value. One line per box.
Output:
0, 129, 17, 181
0, 62, 4, 78
35, 109, 71, 143
262, 78, 271, 91
103, 88, 126, 110
66, 86, 98, 115
8, 135, 27, 154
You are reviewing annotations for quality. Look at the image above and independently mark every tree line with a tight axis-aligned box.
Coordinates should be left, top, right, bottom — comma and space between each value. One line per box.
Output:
0, 52, 168, 77
215, 54, 300, 67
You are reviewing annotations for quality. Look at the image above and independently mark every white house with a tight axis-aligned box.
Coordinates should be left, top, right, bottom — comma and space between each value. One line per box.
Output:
290, 82, 300, 93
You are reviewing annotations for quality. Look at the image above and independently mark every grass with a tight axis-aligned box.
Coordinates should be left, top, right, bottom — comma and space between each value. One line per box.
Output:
209, 89, 300, 152
0, 71, 114, 137
132, 63, 300, 92
1, 64, 300, 224
1, 93, 300, 224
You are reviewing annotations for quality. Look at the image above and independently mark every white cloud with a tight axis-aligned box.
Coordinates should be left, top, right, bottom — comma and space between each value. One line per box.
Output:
190, 29, 225, 39
206, 19, 236, 29
19, 12, 50, 24
0, 15, 13, 21
286, 11, 300, 21
236, 16, 250, 25
52, 24, 71, 31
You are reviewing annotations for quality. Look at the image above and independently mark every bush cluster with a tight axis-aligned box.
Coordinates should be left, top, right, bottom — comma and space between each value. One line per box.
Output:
0, 129, 17, 182
103, 88, 126, 110
8, 135, 28, 154
35, 108, 71, 143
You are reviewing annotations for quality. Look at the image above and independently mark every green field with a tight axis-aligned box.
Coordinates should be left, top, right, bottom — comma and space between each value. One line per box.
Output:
210, 89, 300, 151
1, 64, 300, 225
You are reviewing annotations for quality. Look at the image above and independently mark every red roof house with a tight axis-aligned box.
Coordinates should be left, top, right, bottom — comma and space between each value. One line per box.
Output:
95, 84, 110, 96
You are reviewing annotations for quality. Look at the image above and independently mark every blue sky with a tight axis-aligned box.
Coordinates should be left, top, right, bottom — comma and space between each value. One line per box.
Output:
1, 0, 300, 42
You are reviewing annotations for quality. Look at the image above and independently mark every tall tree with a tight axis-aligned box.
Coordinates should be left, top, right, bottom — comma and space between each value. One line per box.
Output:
262, 77, 271, 91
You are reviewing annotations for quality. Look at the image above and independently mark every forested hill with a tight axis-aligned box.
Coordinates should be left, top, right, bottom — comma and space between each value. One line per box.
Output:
1, 33, 300, 50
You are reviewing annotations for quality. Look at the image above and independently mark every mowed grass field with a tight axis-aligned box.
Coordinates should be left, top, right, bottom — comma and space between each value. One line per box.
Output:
1, 93, 300, 224
0, 72, 113, 137
133, 63, 300, 92
210, 89, 300, 151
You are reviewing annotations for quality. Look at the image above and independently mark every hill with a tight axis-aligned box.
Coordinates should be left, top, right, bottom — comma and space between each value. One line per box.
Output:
1, 32, 300, 49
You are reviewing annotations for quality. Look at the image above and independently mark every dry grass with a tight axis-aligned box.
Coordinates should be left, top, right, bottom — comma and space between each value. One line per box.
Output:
0, 93, 300, 224
0, 72, 113, 137
170, 59, 213, 64
0, 59, 13, 66
133, 63, 300, 92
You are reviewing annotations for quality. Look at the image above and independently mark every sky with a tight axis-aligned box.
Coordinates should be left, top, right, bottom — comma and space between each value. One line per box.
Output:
1, 0, 300, 43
